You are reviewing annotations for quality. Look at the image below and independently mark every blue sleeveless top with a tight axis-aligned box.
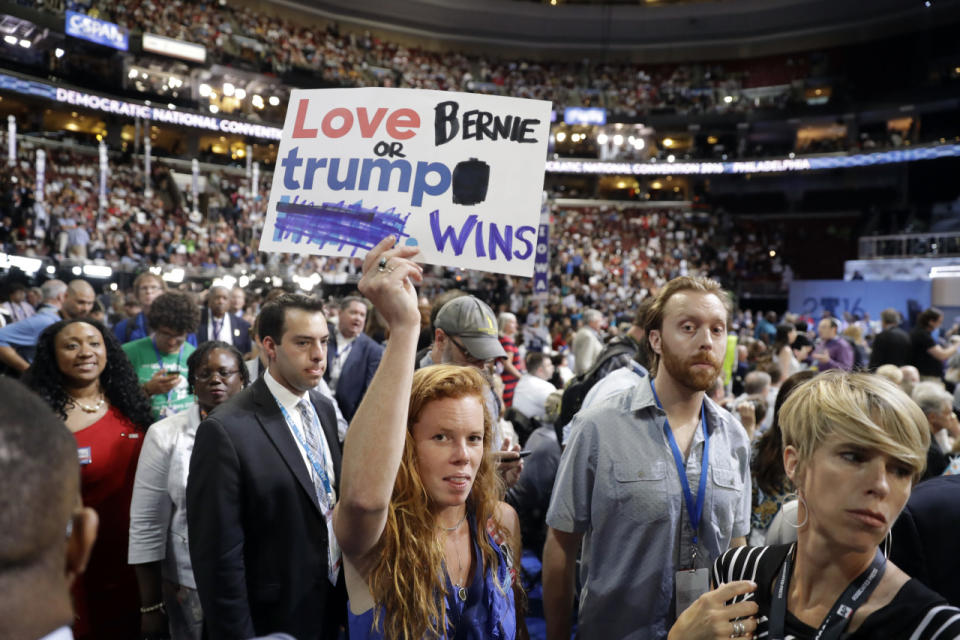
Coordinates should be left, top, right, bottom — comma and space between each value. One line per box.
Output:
348, 518, 516, 640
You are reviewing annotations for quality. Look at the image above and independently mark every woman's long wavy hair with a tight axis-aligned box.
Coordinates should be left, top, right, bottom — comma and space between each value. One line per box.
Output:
24, 318, 154, 430
368, 364, 507, 640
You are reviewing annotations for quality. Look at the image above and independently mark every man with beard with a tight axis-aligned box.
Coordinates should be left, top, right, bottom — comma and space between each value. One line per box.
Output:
543, 276, 751, 640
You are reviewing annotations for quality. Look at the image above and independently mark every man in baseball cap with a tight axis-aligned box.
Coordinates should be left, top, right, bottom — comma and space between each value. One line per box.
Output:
431, 295, 507, 368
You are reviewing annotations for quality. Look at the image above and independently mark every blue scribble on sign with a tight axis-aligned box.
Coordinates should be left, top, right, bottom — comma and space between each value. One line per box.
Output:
273, 198, 415, 256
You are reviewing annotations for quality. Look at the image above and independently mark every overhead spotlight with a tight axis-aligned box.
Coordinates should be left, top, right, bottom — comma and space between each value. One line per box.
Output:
571, 133, 581, 142
235, 88, 246, 100
46, 265, 56, 275
3, 35, 17, 45
140, 72, 148, 79
632, 138, 645, 150
662, 137, 674, 147
667, 154, 676, 163
209, 105, 219, 114
723, 95, 733, 104
198, 83, 211, 97
597, 133, 608, 145
268, 95, 280, 106
168, 103, 176, 110
54, 48, 64, 58
252, 94, 264, 108
19, 39, 31, 48
555, 131, 567, 142
128, 68, 138, 79
613, 134, 624, 146
71, 266, 82, 276
769, 250, 777, 258
223, 82, 235, 97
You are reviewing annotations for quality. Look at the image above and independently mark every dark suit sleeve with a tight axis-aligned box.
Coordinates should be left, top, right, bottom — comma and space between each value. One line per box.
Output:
890, 503, 928, 586
363, 339, 384, 390
187, 417, 256, 639
238, 318, 252, 354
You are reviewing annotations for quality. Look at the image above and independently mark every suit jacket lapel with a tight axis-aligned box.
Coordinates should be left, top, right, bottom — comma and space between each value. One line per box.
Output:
341, 335, 363, 382
251, 379, 323, 515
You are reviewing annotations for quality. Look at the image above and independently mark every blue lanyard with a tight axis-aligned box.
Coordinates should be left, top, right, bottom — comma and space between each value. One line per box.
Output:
152, 337, 184, 407
137, 313, 146, 337
272, 393, 335, 509
650, 380, 709, 547
152, 337, 183, 371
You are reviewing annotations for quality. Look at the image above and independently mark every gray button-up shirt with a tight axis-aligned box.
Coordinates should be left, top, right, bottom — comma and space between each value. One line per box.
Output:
546, 380, 751, 640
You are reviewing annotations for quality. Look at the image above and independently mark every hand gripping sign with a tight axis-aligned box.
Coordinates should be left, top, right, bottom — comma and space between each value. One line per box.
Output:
260, 88, 551, 277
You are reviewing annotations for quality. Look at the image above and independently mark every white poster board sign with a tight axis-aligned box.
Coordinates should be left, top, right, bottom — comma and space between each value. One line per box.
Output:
260, 88, 551, 277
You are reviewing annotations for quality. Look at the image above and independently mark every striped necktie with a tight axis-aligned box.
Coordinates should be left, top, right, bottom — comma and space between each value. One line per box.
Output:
296, 398, 331, 509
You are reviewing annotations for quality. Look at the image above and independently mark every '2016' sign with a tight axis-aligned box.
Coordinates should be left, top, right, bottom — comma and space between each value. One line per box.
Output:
799, 296, 866, 318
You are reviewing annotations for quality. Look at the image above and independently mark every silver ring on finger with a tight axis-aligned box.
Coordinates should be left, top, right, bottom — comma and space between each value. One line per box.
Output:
377, 257, 388, 272
730, 620, 745, 638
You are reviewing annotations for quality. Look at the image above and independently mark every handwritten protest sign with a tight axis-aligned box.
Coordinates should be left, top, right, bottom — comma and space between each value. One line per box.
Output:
260, 88, 551, 277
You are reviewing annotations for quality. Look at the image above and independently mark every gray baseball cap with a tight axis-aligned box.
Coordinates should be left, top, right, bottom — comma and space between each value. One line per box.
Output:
435, 296, 507, 361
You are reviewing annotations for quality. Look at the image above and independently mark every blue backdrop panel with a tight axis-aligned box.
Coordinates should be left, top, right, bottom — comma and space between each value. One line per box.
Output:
788, 280, 931, 324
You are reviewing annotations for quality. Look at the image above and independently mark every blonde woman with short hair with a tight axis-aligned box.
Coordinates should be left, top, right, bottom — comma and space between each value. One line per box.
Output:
669, 371, 960, 640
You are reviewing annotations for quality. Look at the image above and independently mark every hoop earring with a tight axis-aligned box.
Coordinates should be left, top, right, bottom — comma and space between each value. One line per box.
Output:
785, 492, 808, 529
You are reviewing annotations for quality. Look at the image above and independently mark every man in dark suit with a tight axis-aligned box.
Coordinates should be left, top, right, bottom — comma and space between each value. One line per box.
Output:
325, 296, 383, 422
868, 308, 912, 370
197, 285, 252, 354
187, 294, 346, 639
890, 474, 960, 606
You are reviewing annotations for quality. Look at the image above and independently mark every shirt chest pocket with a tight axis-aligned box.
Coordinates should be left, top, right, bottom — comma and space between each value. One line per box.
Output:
709, 465, 744, 535
613, 460, 669, 524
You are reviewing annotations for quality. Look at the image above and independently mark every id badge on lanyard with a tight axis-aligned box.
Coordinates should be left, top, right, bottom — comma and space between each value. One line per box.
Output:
652, 380, 712, 614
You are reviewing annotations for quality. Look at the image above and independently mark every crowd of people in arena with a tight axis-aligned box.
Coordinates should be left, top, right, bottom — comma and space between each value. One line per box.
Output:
37, 0, 822, 119
1, 244, 960, 638
0, 143, 790, 310
1, 4, 959, 639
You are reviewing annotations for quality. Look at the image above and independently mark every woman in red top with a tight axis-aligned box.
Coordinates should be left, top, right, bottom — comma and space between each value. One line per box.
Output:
25, 318, 154, 640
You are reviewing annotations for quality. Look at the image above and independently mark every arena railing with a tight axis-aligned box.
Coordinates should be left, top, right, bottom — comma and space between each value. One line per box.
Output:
858, 233, 960, 259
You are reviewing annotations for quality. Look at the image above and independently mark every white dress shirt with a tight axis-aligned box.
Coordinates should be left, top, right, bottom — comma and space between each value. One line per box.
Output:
263, 370, 337, 501
129, 404, 203, 587
246, 359, 350, 442
37, 627, 74, 640
327, 330, 356, 390
511, 374, 557, 420
207, 312, 233, 343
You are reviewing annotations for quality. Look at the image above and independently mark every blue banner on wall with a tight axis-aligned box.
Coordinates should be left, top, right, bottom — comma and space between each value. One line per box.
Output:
65, 11, 129, 51
563, 107, 606, 126
788, 280, 931, 325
